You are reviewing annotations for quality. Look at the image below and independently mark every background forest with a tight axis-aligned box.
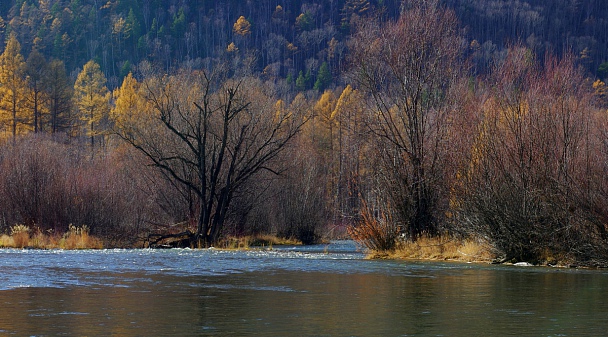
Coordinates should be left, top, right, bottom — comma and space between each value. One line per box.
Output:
1, 0, 608, 265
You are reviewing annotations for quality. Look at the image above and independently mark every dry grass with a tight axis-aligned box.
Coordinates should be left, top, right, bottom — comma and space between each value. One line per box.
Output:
0, 234, 14, 247
369, 236, 495, 263
218, 235, 302, 250
0, 224, 103, 249
10, 224, 30, 248
59, 225, 103, 249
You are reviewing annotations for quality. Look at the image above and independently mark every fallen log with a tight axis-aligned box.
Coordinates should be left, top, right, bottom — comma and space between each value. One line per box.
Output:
146, 230, 195, 248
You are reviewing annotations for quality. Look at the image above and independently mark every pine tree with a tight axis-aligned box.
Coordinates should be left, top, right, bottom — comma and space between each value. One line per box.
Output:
296, 70, 306, 91
296, 70, 312, 92
314, 62, 332, 91
73, 60, 110, 149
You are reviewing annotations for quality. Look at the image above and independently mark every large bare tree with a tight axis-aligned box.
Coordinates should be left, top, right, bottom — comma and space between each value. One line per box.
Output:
349, 0, 463, 239
114, 69, 308, 246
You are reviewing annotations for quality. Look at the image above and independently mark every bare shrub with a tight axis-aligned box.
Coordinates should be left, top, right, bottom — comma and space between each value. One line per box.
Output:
454, 49, 608, 265
0, 135, 168, 246
274, 149, 327, 245
348, 201, 399, 252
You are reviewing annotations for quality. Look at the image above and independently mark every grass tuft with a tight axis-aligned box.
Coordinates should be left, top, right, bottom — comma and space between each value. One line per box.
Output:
10, 224, 30, 248
59, 225, 103, 249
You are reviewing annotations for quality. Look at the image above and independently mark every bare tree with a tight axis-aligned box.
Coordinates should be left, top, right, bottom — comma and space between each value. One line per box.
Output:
115, 69, 309, 246
349, 0, 464, 240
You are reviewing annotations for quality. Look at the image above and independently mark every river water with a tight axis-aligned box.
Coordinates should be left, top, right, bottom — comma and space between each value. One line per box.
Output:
1, 241, 607, 336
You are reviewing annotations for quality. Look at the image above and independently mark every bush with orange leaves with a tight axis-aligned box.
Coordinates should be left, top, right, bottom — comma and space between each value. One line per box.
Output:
348, 202, 400, 252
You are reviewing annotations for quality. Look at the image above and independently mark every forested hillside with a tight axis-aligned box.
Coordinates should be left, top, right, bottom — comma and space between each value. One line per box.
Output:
1, 0, 608, 88
1, 0, 608, 266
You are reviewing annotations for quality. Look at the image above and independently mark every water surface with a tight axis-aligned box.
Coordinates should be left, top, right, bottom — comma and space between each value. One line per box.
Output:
1, 241, 607, 336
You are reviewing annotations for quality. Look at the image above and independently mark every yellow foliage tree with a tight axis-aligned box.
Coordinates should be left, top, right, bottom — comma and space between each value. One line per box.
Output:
227, 42, 238, 53
111, 72, 149, 134
233, 16, 251, 36
313, 90, 338, 150
0, 33, 27, 140
593, 79, 607, 104
73, 60, 111, 149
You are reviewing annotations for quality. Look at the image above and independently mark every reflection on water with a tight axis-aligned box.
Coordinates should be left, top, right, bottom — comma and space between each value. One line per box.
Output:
1, 241, 608, 336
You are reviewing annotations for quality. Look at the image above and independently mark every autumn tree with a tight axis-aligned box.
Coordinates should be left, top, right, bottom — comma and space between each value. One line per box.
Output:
350, 0, 463, 240
46, 59, 73, 134
111, 72, 146, 130
73, 60, 111, 149
332, 85, 367, 224
115, 69, 309, 246
232, 15, 251, 52
0, 33, 27, 139
307, 85, 368, 228
24, 48, 49, 133
233, 16, 251, 36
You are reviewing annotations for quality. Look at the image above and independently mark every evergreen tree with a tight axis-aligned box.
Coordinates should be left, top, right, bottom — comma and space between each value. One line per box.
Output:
296, 70, 307, 91
296, 70, 312, 92
314, 62, 332, 91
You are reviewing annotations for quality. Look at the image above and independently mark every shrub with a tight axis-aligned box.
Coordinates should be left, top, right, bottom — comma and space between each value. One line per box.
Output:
348, 201, 399, 252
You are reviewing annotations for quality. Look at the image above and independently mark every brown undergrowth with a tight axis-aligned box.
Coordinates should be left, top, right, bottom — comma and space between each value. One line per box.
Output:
0, 224, 103, 249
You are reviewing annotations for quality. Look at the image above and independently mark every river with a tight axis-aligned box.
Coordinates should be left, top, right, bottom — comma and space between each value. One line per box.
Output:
1, 241, 607, 336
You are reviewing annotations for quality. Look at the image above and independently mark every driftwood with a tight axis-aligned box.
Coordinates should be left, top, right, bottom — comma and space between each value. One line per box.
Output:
146, 230, 195, 248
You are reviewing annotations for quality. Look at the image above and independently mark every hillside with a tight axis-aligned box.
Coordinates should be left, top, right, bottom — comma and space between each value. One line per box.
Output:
1, 0, 607, 88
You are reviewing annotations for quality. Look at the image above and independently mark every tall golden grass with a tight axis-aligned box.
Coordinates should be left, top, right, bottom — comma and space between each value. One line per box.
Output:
59, 225, 104, 249
10, 224, 31, 248
369, 235, 495, 262
0, 224, 103, 249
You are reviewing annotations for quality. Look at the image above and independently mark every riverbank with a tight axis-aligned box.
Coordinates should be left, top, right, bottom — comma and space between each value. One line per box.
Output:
365, 236, 495, 263
0, 224, 103, 249
0, 225, 302, 251
362, 236, 594, 268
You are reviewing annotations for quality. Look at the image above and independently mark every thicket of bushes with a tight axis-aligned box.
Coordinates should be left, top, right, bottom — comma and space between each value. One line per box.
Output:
345, 3, 608, 267
0, 135, 161, 246
0, 134, 330, 246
